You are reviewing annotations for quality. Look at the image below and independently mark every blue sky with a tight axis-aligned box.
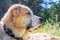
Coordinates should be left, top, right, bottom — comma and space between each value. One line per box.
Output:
40, 0, 59, 9
44, 0, 59, 4
44, 0, 59, 2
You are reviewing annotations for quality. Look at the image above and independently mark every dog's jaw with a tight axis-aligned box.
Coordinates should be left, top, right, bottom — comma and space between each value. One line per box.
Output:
28, 24, 41, 31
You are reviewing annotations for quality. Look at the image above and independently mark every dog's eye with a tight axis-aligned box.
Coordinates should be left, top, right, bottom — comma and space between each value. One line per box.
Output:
27, 13, 30, 15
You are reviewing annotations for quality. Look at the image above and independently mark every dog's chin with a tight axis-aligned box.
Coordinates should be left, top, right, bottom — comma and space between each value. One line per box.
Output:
28, 24, 41, 32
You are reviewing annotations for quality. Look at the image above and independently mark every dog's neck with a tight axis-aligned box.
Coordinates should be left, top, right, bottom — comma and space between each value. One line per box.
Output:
11, 27, 29, 40
10, 22, 29, 38
3, 22, 30, 40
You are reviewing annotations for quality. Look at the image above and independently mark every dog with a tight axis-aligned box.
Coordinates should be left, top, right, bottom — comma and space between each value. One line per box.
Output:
0, 4, 59, 40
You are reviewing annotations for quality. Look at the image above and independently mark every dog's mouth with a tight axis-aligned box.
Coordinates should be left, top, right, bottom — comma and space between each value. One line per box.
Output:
28, 24, 41, 32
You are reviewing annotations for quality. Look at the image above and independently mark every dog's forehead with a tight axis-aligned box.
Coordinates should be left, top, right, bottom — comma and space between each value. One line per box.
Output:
21, 5, 33, 15
8, 4, 33, 15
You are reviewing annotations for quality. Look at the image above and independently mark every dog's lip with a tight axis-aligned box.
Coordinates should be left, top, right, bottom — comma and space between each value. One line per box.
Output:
29, 24, 41, 32
33, 24, 41, 30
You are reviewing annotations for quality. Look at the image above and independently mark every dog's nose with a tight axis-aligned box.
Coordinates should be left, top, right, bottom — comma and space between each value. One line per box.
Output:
39, 18, 43, 22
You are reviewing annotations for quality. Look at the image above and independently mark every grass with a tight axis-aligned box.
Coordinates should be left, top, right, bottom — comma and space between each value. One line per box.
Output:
30, 19, 60, 37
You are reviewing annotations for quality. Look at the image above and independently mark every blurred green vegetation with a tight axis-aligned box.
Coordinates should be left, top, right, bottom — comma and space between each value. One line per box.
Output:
0, 0, 60, 37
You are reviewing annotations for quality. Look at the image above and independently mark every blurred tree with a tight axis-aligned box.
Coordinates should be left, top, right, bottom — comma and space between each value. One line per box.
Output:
50, 1, 60, 22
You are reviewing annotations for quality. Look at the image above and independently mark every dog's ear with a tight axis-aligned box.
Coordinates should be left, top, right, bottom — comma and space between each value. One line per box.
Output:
13, 7, 21, 16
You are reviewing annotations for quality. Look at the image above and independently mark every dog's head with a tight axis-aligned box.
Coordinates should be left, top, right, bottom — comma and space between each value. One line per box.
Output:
1, 4, 43, 31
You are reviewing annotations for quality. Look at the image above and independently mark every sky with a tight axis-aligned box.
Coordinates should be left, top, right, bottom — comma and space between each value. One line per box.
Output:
44, 0, 59, 2
40, 0, 59, 9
